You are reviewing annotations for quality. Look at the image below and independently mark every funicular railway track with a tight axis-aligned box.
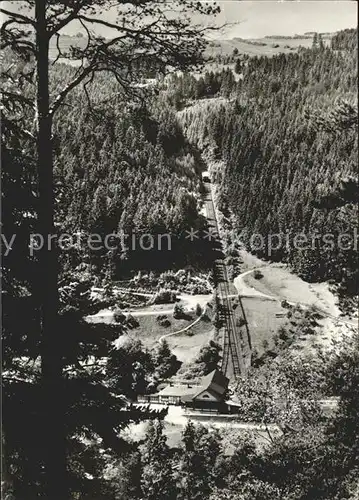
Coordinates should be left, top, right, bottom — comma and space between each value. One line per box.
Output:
204, 177, 250, 378
216, 263, 245, 376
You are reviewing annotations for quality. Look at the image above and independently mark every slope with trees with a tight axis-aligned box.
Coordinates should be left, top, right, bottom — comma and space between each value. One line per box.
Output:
179, 30, 358, 308
1, 1, 220, 497
99, 332, 359, 500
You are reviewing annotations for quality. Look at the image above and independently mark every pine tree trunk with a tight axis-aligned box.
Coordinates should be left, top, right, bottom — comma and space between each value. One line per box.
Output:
1, 427, 13, 498
35, 2, 67, 498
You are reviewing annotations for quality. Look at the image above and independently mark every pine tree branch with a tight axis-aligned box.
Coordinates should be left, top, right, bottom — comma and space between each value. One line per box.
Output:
49, 66, 94, 116
48, 1, 88, 37
0, 8, 35, 26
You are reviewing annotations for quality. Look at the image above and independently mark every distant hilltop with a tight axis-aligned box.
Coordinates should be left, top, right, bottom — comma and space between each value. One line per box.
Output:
264, 32, 335, 40
304, 31, 335, 36
65, 31, 337, 42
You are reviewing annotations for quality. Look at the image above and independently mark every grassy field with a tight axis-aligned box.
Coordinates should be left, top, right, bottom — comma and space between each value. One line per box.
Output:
241, 297, 287, 355
166, 319, 215, 363
236, 251, 357, 355
125, 312, 214, 362
243, 265, 340, 316
205, 34, 332, 59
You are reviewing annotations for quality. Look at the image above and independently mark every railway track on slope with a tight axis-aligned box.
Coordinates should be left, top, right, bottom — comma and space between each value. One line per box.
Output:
216, 263, 245, 377
204, 179, 250, 378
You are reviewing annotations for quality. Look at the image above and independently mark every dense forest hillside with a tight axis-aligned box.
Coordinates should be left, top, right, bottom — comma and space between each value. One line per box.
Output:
179, 29, 358, 306
54, 86, 208, 274
2, 55, 212, 278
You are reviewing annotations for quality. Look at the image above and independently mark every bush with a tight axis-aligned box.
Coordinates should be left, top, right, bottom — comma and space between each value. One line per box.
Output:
159, 319, 171, 327
150, 289, 177, 305
195, 303, 203, 316
253, 270, 264, 280
236, 317, 247, 327
154, 339, 181, 378
113, 309, 126, 323
279, 327, 289, 341
173, 303, 185, 319
251, 348, 259, 362
126, 314, 139, 329
213, 311, 223, 329
195, 341, 222, 374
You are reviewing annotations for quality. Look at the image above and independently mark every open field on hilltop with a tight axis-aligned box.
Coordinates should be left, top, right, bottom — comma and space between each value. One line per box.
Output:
52, 33, 329, 66
205, 35, 332, 58
49, 34, 87, 61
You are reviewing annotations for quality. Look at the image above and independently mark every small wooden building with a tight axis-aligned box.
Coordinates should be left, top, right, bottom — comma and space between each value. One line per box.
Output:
142, 369, 229, 411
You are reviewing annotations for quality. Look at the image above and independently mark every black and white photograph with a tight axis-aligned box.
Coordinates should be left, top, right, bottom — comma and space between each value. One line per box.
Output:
1, 0, 358, 498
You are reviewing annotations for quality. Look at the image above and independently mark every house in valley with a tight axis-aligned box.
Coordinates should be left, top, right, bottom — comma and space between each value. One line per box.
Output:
140, 369, 229, 412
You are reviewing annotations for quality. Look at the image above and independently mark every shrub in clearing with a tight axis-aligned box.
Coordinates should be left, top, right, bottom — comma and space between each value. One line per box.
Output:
126, 314, 139, 329
159, 319, 171, 327
236, 317, 247, 327
253, 270, 264, 280
173, 303, 185, 319
195, 303, 203, 316
113, 309, 126, 323
154, 339, 181, 378
150, 289, 177, 305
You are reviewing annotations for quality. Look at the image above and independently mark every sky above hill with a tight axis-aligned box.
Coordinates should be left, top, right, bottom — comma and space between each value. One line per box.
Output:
212, 1, 357, 39
4, 1, 357, 40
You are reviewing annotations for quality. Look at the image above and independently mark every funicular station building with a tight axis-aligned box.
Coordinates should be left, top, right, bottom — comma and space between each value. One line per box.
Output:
139, 369, 235, 413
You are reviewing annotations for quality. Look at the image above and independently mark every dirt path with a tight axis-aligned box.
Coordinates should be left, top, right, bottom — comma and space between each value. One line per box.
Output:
158, 312, 205, 342
87, 290, 212, 323
131, 403, 281, 431
234, 269, 276, 301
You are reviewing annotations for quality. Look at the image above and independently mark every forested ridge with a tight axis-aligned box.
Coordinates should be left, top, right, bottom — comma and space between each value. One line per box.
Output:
179, 29, 358, 306
54, 84, 208, 273
3, 54, 212, 278
53, 72, 200, 237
